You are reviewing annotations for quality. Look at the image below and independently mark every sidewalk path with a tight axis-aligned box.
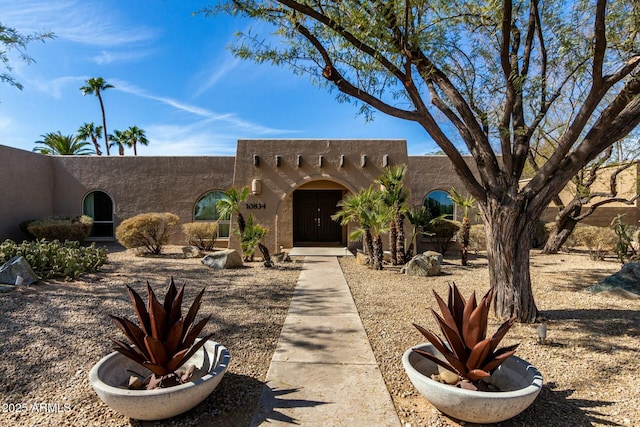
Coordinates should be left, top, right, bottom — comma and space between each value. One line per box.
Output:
251, 256, 401, 426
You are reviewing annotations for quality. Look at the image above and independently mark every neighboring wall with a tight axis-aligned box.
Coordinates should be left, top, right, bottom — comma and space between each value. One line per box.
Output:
52, 156, 235, 243
0, 145, 55, 241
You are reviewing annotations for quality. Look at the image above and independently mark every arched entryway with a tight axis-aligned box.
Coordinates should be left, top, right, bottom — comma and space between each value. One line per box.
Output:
293, 189, 344, 246
83, 190, 114, 240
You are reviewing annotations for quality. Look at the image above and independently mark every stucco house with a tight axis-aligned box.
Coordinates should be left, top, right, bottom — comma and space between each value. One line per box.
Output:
1, 140, 637, 253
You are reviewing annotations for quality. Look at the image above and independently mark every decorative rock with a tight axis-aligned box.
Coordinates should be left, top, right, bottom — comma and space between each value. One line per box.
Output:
403, 253, 442, 276
273, 252, 291, 263
182, 246, 204, 259
0, 284, 16, 293
356, 250, 370, 266
422, 251, 443, 265
587, 262, 640, 297
0, 256, 38, 285
201, 250, 243, 269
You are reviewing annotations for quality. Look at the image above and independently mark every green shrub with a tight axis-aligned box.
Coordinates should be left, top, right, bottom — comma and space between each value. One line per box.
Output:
115, 212, 179, 255
469, 224, 487, 253
571, 224, 617, 260
239, 214, 268, 261
25, 215, 93, 242
182, 222, 218, 250
0, 239, 108, 280
423, 219, 460, 254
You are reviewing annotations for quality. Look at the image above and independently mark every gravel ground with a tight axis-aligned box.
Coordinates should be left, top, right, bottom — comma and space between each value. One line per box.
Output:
0, 245, 301, 427
340, 250, 640, 427
1, 245, 639, 426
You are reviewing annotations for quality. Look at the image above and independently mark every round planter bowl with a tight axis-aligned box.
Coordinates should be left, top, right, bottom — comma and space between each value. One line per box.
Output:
89, 339, 230, 421
402, 343, 542, 424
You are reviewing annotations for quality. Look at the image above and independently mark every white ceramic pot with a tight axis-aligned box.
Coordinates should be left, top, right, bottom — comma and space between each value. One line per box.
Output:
402, 343, 542, 424
89, 339, 230, 421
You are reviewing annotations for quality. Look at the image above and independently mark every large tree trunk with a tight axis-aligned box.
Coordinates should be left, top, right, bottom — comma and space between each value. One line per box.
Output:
483, 202, 539, 323
542, 205, 582, 254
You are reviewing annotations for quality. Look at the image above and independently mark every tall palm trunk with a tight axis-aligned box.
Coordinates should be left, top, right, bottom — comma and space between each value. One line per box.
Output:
372, 234, 384, 270
388, 218, 398, 265
97, 92, 110, 156
460, 216, 470, 266
364, 229, 374, 262
395, 211, 406, 264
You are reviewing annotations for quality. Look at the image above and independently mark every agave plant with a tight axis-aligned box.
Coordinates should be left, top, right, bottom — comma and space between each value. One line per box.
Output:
413, 283, 518, 390
109, 278, 214, 389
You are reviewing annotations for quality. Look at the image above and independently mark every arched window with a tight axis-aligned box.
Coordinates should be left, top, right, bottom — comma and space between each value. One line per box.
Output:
83, 190, 114, 239
423, 190, 454, 220
194, 191, 230, 238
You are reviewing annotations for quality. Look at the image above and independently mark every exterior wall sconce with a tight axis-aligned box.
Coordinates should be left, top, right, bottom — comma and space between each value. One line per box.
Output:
382, 154, 389, 167
340, 155, 345, 168
318, 155, 323, 167
296, 155, 302, 167
361, 155, 367, 168
253, 154, 260, 167
275, 155, 281, 167
251, 179, 262, 195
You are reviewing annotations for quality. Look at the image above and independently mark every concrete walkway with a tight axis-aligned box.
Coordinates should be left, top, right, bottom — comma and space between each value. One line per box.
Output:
251, 256, 401, 426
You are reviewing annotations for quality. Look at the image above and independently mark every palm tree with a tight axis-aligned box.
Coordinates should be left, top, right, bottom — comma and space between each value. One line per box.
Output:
33, 132, 94, 155
332, 186, 382, 265
108, 129, 126, 156
405, 206, 432, 260
216, 186, 250, 235
77, 122, 103, 156
80, 77, 113, 156
123, 125, 148, 156
448, 187, 476, 266
367, 202, 393, 270
375, 164, 409, 265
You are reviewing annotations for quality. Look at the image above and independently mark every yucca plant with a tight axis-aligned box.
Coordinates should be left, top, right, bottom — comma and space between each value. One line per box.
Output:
413, 283, 518, 391
109, 278, 214, 390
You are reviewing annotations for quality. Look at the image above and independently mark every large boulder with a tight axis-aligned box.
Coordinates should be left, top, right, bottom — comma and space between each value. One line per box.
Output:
201, 250, 243, 269
587, 262, 640, 298
402, 252, 442, 277
0, 256, 39, 285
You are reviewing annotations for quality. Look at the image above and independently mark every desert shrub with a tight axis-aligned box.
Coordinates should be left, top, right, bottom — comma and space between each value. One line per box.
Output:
24, 215, 93, 242
571, 224, 617, 260
469, 224, 487, 253
610, 214, 638, 263
423, 219, 460, 254
115, 212, 179, 255
0, 239, 108, 280
182, 222, 218, 250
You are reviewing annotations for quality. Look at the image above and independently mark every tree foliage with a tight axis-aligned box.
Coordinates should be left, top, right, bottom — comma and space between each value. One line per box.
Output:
0, 24, 53, 91
33, 131, 94, 155
206, 0, 640, 322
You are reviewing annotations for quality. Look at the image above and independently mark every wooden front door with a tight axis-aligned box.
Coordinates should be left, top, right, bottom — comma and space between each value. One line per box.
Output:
293, 190, 343, 245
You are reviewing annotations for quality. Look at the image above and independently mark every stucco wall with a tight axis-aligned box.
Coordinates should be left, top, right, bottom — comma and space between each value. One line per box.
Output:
232, 139, 409, 251
52, 156, 235, 244
0, 145, 55, 241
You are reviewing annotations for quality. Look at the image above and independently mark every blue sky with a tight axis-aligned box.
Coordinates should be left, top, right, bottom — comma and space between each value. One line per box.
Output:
0, 0, 439, 156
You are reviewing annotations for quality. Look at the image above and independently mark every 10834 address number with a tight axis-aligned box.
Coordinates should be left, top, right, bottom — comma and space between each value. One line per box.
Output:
246, 203, 266, 209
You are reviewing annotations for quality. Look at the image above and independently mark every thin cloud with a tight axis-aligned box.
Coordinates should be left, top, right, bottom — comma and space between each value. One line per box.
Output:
193, 56, 240, 97
112, 79, 298, 136
0, 0, 158, 47
91, 49, 156, 65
